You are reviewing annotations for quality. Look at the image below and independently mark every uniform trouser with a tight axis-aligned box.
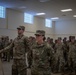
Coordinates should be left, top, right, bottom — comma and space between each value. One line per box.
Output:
69, 59, 76, 73
54, 57, 64, 73
12, 59, 27, 75
31, 67, 51, 75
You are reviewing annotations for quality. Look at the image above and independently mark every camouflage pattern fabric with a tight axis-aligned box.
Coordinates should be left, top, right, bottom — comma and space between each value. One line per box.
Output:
0, 34, 30, 75
28, 42, 54, 75
68, 42, 76, 73
54, 43, 65, 73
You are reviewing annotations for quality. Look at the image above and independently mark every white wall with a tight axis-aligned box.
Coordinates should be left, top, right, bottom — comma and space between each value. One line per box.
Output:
1, 8, 76, 41
0, 8, 55, 39
55, 19, 76, 39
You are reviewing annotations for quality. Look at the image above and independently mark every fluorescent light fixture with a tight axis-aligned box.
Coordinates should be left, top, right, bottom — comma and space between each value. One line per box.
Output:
36, 13, 45, 15
51, 17, 59, 20
61, 9, 72, 12
39, 0, 49, 2
19, 6, 26, 9
73, 15, 76, 17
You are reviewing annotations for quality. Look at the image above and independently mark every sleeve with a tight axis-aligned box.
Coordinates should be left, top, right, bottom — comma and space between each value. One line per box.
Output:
47, 46, 55, 66
24, 37, 31, 52
0, 41, 14, 53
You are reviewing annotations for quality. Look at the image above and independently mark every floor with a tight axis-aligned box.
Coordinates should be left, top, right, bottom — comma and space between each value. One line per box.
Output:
0, 60, 31, 75
0, 60, 12, 75
0, 60, 63, 75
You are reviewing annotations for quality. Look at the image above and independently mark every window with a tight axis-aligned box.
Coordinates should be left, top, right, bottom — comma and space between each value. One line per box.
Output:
45, 19, 52, 28
0, 6, 5, 18
24, 13, 33, 24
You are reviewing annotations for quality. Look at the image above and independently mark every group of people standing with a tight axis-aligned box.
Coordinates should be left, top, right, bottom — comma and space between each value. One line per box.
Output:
46, 36, 76, 75
0, 36, 13, 62
0, 25, 76, 75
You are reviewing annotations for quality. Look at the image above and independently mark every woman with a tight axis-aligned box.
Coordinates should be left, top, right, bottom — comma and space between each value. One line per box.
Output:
28, 30, 54, 75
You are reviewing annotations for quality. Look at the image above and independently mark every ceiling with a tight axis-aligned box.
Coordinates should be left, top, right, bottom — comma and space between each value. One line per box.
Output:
0, 0, 76, 21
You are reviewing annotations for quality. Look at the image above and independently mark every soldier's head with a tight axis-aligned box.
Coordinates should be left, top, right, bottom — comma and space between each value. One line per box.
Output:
57, 37, 62, 43
1, 36, 5, 41
5, 36, 9, 41
17, 26, 25, 34
69, 36, 72, 41
71, 36, 75, 42
47, 37, 50, 41
35, 30, 45, 43
63, 37, 67, 43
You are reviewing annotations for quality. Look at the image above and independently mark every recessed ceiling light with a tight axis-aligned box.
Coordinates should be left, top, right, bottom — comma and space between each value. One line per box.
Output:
61, 9, 72, 12
51, 17, 59, 20
36, 13, 45, 15
73, 15, 76, 17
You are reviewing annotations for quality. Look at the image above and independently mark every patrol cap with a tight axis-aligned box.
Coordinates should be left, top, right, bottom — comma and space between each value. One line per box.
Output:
35, 30, 45, 36
17, 26, 25, 30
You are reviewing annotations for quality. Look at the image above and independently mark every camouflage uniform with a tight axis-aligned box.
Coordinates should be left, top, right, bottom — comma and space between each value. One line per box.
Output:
28, 30, 54, 75
54, 38, 65, 73
9, 39, 13, 59
68, 37, 76, 74
0, 36, 5, 59
0, 26, 30, 75
28, 36, 35, 47
63, 39, 69, 73
0, 37, 4, 50
3, 36, 10, 61
0, 36, 5, 49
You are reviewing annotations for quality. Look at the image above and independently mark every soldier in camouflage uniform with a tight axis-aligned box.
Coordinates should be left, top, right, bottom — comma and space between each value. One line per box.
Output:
28, 36, 36, 47
54, 37, 65, 74
3, 36, 10, 61
0, 36, 5, 59
28, 30, 54, 75
63, 37, 69, 73
68, 36, 76, 75
9, 39, 13, 59
0, 26, 30, 75
0, 37, 4, 50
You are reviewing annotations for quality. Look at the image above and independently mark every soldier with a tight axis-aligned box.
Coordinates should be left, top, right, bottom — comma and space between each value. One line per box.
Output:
68, 36, 76, 75
9, 39, 13, 59
28, 36, 36, 47
0, 26, 30, 75
3, 36, 10, 61
54, 37, 65, 74
63, 37, 69, 73
28, 30, 54, 75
